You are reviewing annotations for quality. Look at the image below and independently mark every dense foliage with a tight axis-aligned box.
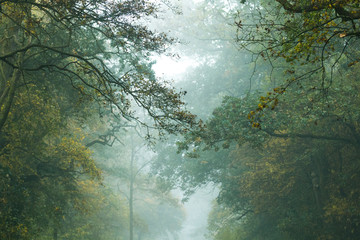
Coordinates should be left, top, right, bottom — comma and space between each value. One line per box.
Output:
2, 0, 360, 239
152, 0, 360, 239
0, 1, 191, 239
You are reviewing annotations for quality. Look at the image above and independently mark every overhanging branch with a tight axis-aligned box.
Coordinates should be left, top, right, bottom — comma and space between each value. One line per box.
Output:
262, 128, 354, 144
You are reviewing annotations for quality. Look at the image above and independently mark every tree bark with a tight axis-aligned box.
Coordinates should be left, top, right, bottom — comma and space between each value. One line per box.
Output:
129, 136, 135, 240
0, 68, 20, 132
0, 5, 26, 133
53, 226, 58, 240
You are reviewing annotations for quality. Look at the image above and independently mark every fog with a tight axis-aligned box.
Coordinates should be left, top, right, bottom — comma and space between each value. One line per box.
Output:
173, 186, 219, 240
2, 0, 360, 239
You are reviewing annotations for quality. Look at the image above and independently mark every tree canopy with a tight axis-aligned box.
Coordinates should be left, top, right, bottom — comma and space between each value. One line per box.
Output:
2, 0, 360, 239
151, 1, 360, 239
0, 1, 193, 239
0, 0, 196, 135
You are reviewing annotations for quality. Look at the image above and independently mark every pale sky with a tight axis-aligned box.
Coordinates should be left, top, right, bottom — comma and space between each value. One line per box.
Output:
152, 55, 197, 79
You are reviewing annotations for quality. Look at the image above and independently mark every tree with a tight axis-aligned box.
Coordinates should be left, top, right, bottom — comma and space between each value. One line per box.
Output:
0, 81, 104, 239
0, 1, 196, 239
0, 1, 198, 238
173, 63, 360, 238
234, 0, 360, 126
151, 1, 360, 233
92, 126, 185, 240
0, 0, 196, 135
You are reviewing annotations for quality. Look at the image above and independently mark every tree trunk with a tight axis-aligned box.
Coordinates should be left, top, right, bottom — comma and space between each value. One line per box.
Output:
0, 69, 20, 132
53, 226, 58, 240
0, 5, 27, 132
129, 136, 135, 240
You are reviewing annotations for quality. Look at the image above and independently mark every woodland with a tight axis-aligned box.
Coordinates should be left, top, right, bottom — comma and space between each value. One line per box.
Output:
1, 0, 360, 240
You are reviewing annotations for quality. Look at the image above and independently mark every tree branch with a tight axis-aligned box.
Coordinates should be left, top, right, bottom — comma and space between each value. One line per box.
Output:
262, 128, 354, 144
